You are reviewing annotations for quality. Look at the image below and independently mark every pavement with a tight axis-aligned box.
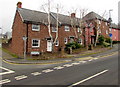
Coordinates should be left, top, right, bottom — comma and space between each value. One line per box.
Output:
1, 44, 119, 65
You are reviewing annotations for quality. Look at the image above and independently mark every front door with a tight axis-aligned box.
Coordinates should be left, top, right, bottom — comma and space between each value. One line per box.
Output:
47, 40, 52, 52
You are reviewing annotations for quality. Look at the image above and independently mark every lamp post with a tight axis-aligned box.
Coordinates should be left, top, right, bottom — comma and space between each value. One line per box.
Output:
108, 9, 113, 48
22, 36, 27, 60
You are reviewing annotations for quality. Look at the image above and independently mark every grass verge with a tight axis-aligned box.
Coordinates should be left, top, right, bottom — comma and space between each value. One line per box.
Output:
1, 48, 19, 58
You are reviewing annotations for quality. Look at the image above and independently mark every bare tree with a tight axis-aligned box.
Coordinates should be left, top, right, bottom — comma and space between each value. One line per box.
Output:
68, 8, 78, 39
40, 0, 63, 52
94, 11, 107, 46
79, 8, 88, 46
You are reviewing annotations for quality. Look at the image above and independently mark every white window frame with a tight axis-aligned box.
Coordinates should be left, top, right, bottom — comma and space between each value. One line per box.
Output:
77, 27, 80, 32
64, 38, 68, 44
78, 38, 82, 45
32, 39, 40, 48
55, 40, 59, 46
32, 24, 40, 31
65, 26, 70, 31
98, 20, 101, 24
106, 30, 108, 34
52, 27, 57, 32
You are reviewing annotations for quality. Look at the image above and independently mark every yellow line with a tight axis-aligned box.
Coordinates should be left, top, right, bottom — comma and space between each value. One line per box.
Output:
99, 51, 118, 58
0, 51, 118, 65
0, 57, 70, 65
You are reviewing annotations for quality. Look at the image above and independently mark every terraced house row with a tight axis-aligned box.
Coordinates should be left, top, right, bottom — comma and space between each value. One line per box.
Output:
11, 2, 120, 56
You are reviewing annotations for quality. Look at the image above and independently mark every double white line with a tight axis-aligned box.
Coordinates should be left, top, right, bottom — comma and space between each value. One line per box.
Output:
15, 75, 28, 80
0, 79, 11, 84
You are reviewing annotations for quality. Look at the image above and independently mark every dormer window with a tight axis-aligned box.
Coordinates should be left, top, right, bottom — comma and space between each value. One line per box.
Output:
32, 24, 40, 31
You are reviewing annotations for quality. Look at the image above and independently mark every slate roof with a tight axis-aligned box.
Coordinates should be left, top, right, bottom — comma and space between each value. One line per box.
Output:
18, 8, 80, 26
83, 11, 107, 21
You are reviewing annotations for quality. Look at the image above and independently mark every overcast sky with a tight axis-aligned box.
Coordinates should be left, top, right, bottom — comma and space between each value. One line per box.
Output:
0, 0, 119, 33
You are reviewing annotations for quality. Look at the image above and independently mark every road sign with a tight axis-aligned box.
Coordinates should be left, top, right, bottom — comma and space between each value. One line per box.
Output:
109, 33, 112, 37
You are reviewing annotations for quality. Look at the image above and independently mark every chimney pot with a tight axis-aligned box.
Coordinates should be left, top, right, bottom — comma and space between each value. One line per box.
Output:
71, 13, 76, 18
17, 2, 22, 8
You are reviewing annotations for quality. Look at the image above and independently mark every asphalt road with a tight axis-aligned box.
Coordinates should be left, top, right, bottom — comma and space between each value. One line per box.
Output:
1, 51, 118, 86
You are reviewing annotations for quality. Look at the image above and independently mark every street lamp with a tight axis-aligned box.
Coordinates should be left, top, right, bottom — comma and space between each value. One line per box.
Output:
22, 36, 27, 60
108, 9, 113, 48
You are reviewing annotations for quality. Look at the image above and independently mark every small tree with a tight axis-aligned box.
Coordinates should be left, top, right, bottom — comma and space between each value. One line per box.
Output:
98, 35, 105, 45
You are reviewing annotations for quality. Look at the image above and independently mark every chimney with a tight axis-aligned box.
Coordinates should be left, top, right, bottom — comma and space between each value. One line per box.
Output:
17, 2, 22, 8
71, 13, 76, 18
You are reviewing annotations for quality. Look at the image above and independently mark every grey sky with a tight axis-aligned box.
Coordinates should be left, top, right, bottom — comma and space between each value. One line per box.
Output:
0, 0, 119, 33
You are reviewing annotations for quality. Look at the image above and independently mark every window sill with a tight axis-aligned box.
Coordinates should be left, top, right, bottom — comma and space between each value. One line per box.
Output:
32, 46, 40, 48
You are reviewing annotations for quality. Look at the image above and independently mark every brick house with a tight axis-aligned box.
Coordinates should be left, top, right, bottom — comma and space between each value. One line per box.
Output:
110, 23, 120, 41
83, 11, 110, 46
11, 2, 84, 56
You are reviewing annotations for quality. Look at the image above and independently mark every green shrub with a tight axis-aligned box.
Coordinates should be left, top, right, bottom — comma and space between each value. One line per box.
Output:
65, 42, 83, 50
105, 38, 111, 43
103, 42, 110, 47
98, 35, 105, 45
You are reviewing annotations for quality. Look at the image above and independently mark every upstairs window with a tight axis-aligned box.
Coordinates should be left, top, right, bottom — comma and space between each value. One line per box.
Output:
65, 26, 70, 31
32, 39, 40, 48
98, 20, 101, 24
55, 40, 59, 46
77, 27, 80, 32
64, 38, 68, 44
77, 27, 82, 33
32, 24, 40, 31
106, 30, 108, 34
52, 27, 57, 32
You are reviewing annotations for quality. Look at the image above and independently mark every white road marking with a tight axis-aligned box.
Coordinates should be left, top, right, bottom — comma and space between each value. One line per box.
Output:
15, 75, 28, 80
71, 62, 80, 65
0, 66, 15, 75
63, 64, 73, 67
93, 58, 98, 60
31, 72, 41, 76
79, 61, 87, 63
54, 66, 64, 70
0, 79, 11, 84
68, 69, 108, 87
88, 59, 93, 61
42, 69, 54, 73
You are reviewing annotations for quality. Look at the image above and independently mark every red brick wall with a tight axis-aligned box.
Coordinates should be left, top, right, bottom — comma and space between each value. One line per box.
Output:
112, 28, 119, 41
100, 21, 109, 38
27, 24, 82, 53
12, 11, 84, 56
11, 11, 26, 56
